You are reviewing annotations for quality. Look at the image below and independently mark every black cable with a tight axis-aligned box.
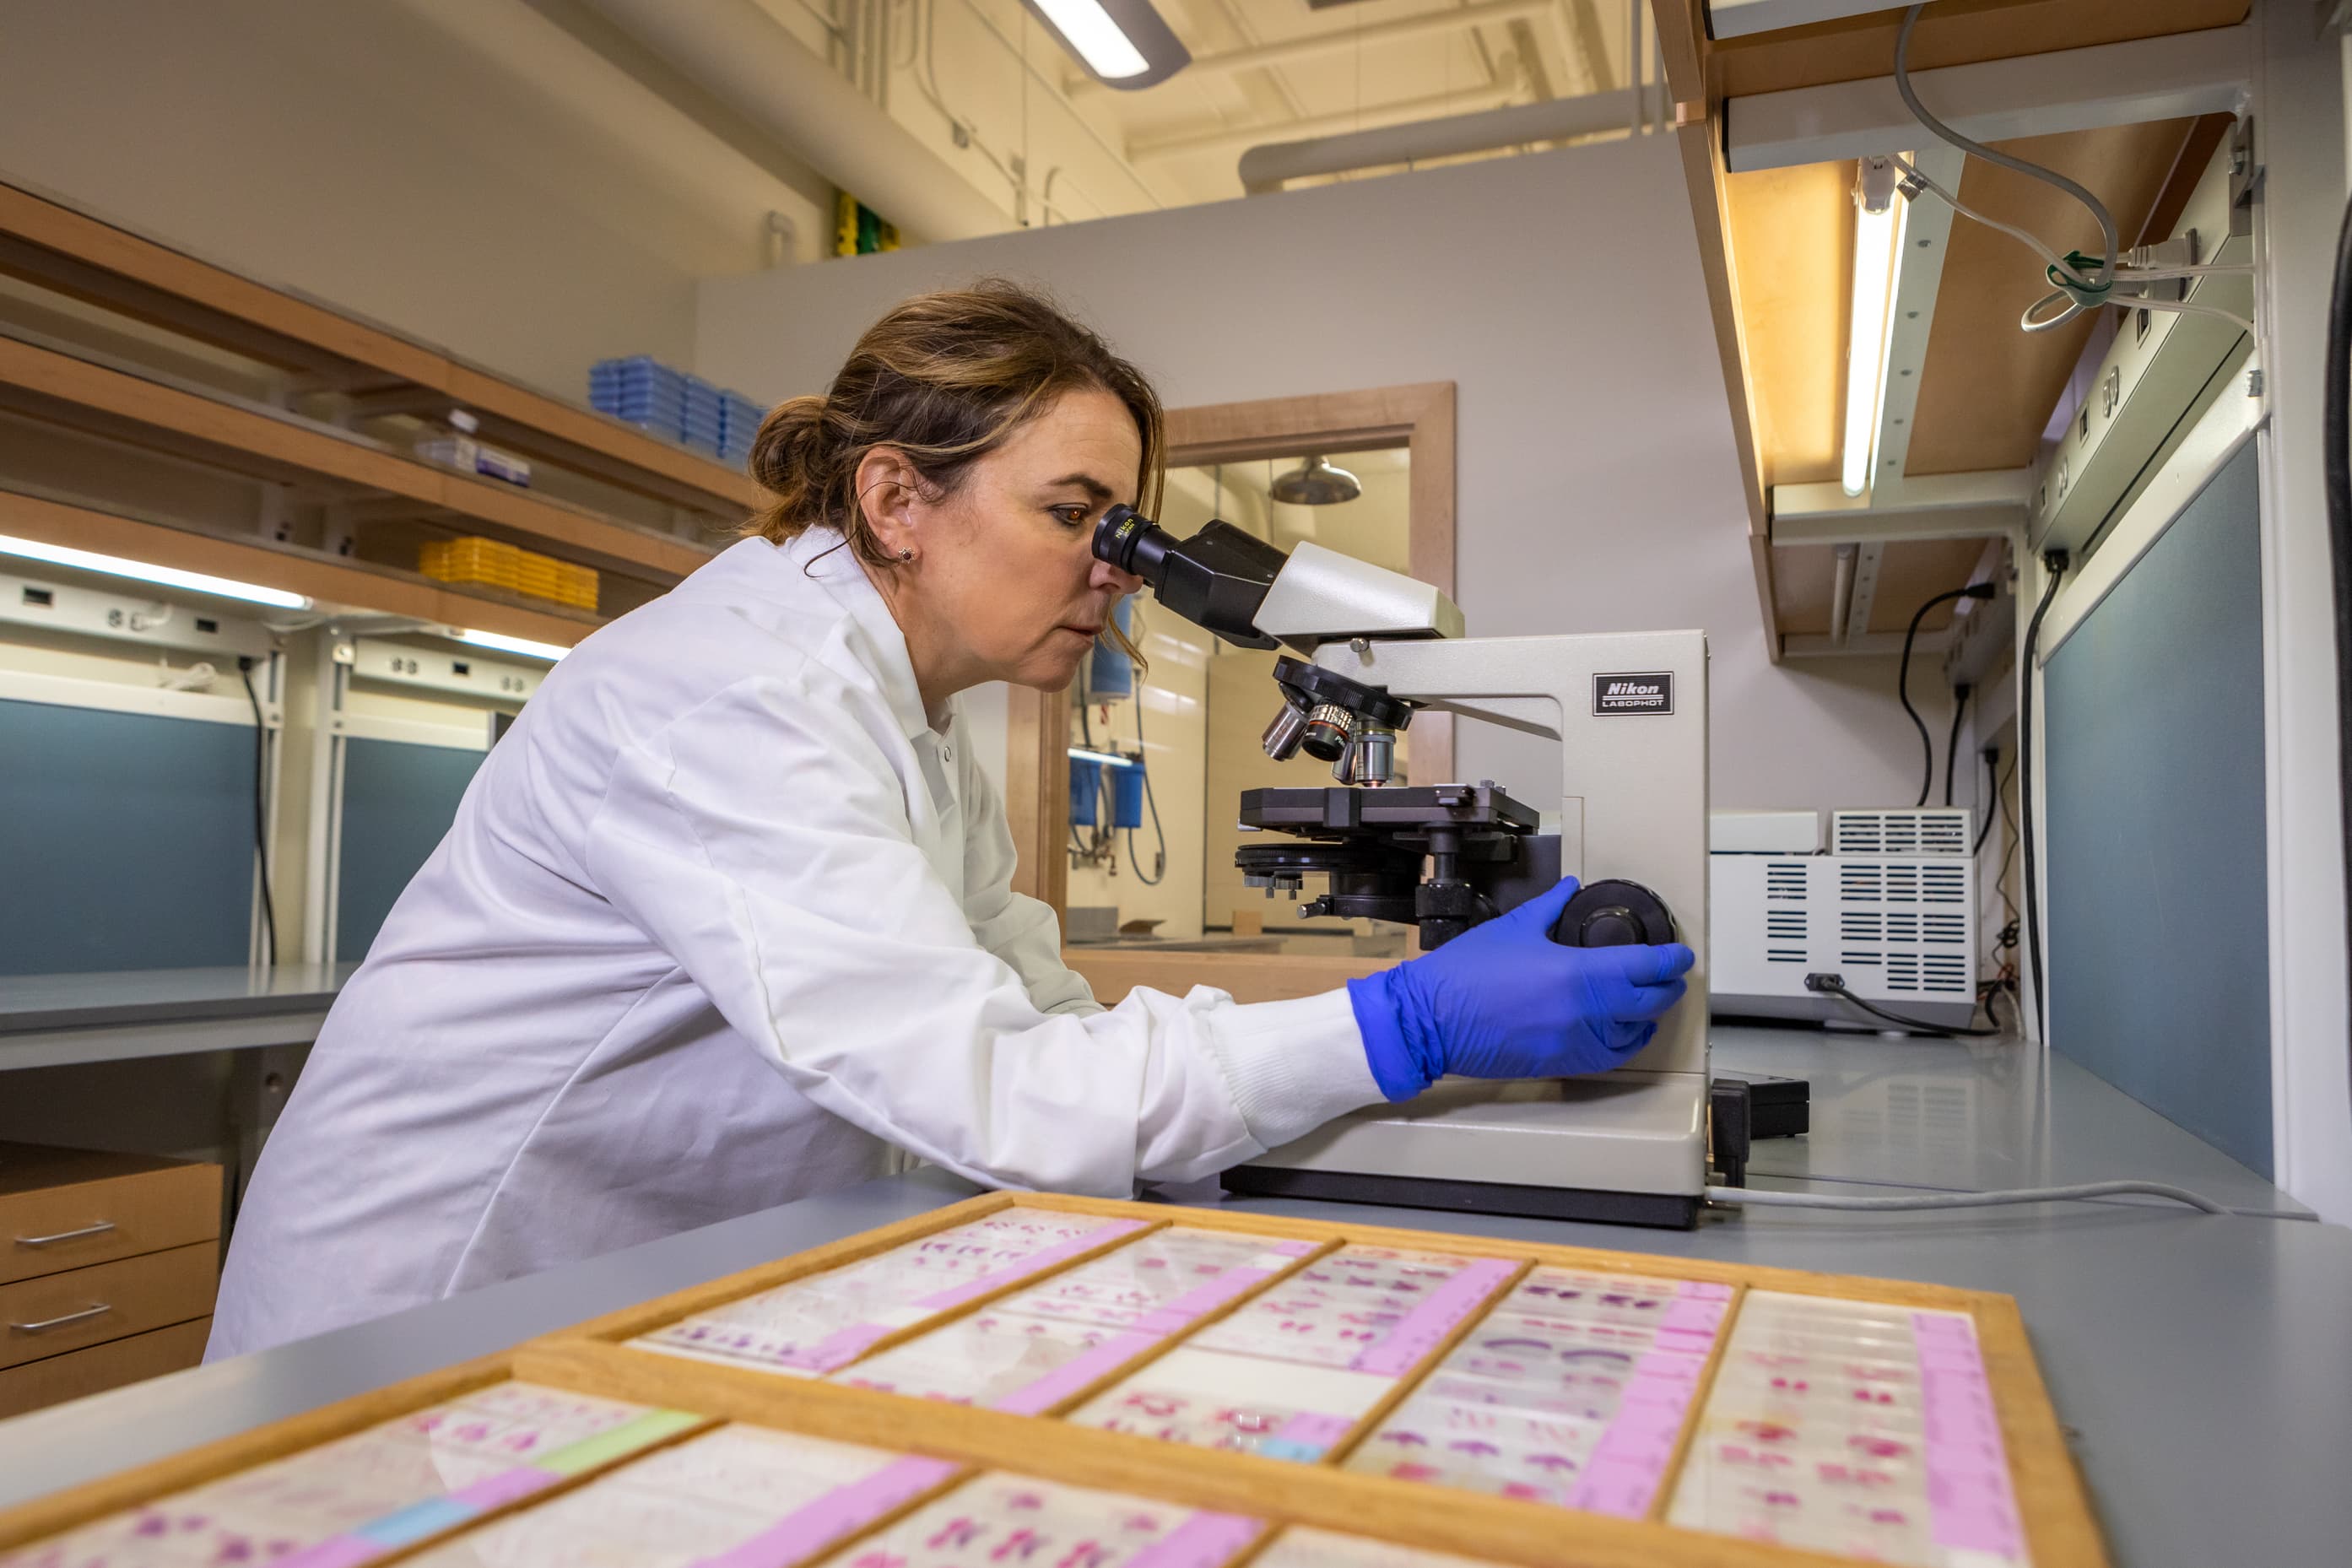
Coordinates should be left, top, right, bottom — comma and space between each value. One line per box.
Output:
1126, 666, 1166, 886
1899, 586, 1989, 808
1811, 976, 2000, 1038
239, 659, 278, 968
2327, 182, 2352, 1131
1971, 747, 1999, 856
2019, 553, 2068, 1041
1942, 684, 1970, 806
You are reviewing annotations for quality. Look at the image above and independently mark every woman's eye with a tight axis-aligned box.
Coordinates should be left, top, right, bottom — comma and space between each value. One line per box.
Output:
1055, 506, 1090, 527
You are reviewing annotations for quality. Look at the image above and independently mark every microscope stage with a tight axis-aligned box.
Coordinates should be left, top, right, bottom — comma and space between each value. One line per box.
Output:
1224, 1070, 1708, 1228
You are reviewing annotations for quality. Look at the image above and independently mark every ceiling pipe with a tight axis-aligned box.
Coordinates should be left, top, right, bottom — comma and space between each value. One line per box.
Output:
581, 0, 1011, 242
1138, 82, 1524, 165
1067, 0, 1562, 95
1237, 84, 1658, 193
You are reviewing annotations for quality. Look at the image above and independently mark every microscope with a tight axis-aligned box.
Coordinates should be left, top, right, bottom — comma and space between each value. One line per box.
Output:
1095, 506, 1710, 1227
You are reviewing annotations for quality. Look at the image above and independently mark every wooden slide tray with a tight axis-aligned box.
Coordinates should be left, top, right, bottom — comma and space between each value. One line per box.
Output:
0, 1192, 2106, 1568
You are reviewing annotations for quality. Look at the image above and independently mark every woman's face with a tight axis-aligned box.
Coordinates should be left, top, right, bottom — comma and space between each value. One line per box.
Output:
871, 384, 1147, 697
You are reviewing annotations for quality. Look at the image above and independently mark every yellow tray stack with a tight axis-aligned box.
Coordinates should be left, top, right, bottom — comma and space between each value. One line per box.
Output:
420, 535, 599, 613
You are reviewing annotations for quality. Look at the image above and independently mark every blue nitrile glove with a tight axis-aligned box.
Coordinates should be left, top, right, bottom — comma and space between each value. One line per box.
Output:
1348, 878, 1697, 1102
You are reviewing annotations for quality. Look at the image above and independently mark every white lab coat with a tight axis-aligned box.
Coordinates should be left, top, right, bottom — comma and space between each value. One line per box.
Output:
208, 529, 1381, 1359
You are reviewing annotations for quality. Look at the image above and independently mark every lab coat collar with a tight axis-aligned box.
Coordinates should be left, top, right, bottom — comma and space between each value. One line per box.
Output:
765, 527, 950, 742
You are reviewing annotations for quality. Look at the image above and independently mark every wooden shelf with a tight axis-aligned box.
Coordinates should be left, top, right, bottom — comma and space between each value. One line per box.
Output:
0, 327, 714, 586
0, 486, 603, 650
0, 178, 764, 519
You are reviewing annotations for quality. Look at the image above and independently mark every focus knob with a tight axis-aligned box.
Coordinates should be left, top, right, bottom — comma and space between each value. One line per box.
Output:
1551, 879, 1676, 948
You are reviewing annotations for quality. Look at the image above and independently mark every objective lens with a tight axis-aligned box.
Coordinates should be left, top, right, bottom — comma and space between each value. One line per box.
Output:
1301, 703, 1353, 762
1091, 505, 1173, 585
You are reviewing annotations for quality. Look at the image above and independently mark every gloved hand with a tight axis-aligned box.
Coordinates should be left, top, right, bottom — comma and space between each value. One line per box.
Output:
1348, 878, 1696, 1102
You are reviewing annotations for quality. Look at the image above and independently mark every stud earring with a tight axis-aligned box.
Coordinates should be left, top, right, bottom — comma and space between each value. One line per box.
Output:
897, 547, 915, 561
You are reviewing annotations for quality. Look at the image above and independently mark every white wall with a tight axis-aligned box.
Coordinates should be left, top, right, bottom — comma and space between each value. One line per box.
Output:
0, 0, 828, 397
696, 133, 1947, 817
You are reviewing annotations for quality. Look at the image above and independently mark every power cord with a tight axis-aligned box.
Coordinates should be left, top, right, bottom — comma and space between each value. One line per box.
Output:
1971, 744, 2000, 856
238, 657, 278, 968
1941, 682, 1969, 807
1706, 1181, 2314, 1221
2019, 552, 2069, 1039
1899, 583, 1992, 807
1805, 972, 1999, 1038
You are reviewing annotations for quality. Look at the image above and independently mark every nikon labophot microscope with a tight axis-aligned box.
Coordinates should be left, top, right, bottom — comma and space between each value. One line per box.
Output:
1095, 506, 1711, 1227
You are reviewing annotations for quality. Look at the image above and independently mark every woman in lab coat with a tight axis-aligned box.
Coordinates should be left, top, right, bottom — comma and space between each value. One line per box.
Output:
210, 282, 1691, 1358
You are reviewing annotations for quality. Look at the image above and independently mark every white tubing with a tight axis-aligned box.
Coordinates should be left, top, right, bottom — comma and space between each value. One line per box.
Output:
583, 0, 1011, 241
1707, 1180, 2267, 1216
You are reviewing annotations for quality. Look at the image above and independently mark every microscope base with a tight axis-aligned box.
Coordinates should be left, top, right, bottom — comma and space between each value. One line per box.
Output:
1219, 1164, 1701, 1229
1220, 1070, 1709, 1230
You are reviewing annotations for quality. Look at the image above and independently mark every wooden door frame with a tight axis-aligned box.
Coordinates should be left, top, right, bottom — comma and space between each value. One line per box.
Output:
1003, 381, 1457, 914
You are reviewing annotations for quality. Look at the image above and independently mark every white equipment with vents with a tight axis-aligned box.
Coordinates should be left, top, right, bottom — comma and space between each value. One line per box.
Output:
1830, 808, 1971, 857
1711, 809, 1980, 1030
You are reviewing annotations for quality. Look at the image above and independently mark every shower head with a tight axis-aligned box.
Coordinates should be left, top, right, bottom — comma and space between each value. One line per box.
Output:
1269, 454, 1361, 506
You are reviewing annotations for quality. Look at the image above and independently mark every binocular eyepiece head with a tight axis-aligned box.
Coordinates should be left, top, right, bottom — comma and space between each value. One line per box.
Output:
1088, 505, 1288, 651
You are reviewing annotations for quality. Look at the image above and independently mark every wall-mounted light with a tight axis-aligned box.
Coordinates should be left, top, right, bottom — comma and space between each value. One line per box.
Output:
456, 628, 570, 662
1019, 0, 1189, 89
0, 533, 312, 609
1841, 155, 1906, 499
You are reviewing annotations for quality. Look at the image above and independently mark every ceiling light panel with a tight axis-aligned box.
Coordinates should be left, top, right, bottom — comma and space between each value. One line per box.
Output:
1021, 0, 1190, 89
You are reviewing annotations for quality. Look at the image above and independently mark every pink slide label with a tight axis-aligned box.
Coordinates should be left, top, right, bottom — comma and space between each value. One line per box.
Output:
1913, 1313, 2028, 1561
1350, 1257, 1520, 1377
691, 1456, 961, 1568
994, 1331, 1165, 1416
1566, 1298, 1730, 1518
1124, 1511, 1265, 1568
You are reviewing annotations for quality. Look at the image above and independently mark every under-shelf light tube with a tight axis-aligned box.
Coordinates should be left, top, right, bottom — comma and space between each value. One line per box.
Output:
1068, 746, 1137, 768
0, 533, 312, 609
456, 628, 570, 662
1841, 197, 1901, 498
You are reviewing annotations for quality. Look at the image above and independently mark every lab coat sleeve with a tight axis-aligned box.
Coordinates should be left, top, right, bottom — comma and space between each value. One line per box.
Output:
582, 674, 1384, 1195
956, 742, 1099, 1017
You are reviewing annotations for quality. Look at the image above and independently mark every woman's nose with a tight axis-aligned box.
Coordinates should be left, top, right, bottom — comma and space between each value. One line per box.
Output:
1090, 557, 1143, 597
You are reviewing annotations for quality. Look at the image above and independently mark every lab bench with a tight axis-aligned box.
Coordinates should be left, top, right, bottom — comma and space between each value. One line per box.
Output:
0, 1025, 2344, 1568
0, 965, 351, 1073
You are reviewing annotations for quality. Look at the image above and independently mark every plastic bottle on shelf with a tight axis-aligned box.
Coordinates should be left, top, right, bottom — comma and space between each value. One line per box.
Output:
414, 408, 533, 488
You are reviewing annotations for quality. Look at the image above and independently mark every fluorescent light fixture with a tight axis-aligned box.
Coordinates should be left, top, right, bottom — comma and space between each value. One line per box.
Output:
1068, 746, 1137, 769
0, 532, 312, 609
1841, 165, 1906, 499
1019, 0, 1189, 89
456, 628, 570, 662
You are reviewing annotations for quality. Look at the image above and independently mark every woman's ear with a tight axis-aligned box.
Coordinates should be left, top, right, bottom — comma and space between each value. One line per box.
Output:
854, 446, 924, 560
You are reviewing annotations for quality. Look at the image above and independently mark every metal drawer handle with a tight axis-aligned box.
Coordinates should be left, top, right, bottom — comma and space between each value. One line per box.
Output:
9, 1302, 111, 1333
14, 1221, 116, 1248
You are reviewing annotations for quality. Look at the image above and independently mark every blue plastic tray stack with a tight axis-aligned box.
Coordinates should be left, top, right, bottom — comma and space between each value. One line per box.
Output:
589, 356, 685, 438
720, 392, 765, 468
592, 358, 765, 470
680, 375, 724, 458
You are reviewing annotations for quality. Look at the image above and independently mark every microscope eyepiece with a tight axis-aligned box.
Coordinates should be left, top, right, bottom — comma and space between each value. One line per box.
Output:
1088, 505, 1288, 650
1092, 505, 1173, 584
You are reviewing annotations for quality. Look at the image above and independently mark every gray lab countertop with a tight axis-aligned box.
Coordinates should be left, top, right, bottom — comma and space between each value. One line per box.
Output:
3, 1024, 2347, 1568
0, 965, 354, 1071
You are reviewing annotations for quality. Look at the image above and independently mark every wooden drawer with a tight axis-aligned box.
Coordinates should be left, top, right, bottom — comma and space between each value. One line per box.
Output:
0, 1242, 216, 1370
0, 1144, 220, 1284
0, 1317, 209, 1419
